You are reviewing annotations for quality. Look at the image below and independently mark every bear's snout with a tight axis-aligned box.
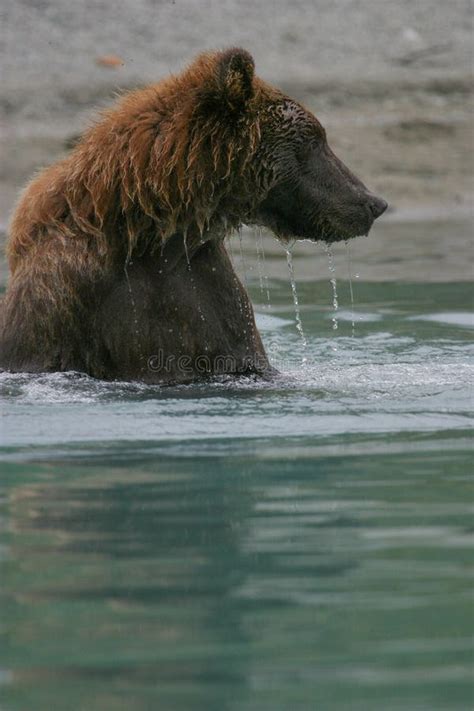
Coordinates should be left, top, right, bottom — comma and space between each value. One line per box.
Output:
367, 195, 388, 220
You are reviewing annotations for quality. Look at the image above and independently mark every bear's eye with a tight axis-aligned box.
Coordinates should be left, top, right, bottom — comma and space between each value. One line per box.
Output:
295, 133, 325, 163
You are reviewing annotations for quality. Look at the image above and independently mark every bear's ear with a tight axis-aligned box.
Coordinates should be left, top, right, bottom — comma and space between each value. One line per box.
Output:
215, 48, 255, 110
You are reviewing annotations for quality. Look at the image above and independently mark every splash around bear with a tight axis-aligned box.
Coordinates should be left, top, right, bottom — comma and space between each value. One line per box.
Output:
0, 49, 387, 383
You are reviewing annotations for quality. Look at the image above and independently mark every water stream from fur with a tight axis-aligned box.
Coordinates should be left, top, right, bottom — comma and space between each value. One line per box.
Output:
124, 259, 146, 373
227, 236, 246, 320
183, 233, 206, 325
285, 240, 307, 363
238, 229, 261, 348
183, 231, 191, 269
255, 228, 271, 308
324, 244, 339, 333
238, 228, 249, 289
346, 240, 356, 340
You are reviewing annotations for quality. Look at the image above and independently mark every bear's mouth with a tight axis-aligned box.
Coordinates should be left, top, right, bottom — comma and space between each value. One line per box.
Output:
253, 208, 370, 245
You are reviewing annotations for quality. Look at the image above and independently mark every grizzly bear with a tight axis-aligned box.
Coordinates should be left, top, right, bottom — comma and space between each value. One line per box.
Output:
0, 48, 387, 383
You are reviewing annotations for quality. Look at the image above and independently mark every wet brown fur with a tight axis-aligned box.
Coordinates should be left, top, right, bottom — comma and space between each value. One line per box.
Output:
1, 48, 386, 381
8, 51, 276, 270
1, 50, 280, 377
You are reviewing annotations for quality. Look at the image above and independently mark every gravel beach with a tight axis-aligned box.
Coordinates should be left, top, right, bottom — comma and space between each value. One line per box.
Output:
1, 0, 472, 279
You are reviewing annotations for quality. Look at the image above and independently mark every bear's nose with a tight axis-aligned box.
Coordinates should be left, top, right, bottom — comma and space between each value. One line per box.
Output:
368, 196, 388, 219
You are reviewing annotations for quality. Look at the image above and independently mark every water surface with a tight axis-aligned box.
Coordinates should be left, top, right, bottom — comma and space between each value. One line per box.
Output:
0, 264, 473, 710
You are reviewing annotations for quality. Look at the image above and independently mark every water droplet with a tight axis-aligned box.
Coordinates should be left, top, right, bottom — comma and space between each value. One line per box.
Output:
238, 228, 248, 288
255, 227, 271, 308
346, 240, 356, 341
183, 233, 206, 326
324, 244, 339, 332
227, 236, 245, 316
124, 259, 146, 373
183, 233, 191, 269
285, 242, 307, 364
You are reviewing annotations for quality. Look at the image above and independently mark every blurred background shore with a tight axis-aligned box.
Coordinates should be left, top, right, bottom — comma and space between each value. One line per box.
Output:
1, 0, 472, 281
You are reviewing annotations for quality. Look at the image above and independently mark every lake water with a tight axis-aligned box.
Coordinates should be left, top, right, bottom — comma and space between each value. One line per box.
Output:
0, 234, 473, 710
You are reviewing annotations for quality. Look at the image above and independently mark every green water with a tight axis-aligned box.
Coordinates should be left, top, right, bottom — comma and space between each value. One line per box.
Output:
0, 277, 473, 711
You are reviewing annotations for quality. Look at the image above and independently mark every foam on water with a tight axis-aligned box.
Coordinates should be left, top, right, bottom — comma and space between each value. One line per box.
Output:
409, 312, 474, 328
1, 277, 473, 452
1, 359, 470, 401
1, 347, 472, 450
333, 310, 382, 323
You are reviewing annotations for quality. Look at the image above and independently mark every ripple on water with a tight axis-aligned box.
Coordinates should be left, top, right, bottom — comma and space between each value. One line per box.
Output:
1, 277, 473, 451
0, 354, 472, 452
408, 312, 474, 329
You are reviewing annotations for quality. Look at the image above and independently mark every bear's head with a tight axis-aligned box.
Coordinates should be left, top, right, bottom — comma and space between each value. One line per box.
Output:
199, 48, 387, 244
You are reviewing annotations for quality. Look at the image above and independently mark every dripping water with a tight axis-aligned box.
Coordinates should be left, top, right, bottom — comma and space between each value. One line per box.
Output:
238, 228, 249, 288
227, 235, 245, 318
237, 228, 260, 350
346, 240, 356, 340
324, 244, 339, 332
285, 239, 307, 363
255, 227, 271, 308
124, 258, 146, 373
183, 233, 206, 325
183, 231, 191, 270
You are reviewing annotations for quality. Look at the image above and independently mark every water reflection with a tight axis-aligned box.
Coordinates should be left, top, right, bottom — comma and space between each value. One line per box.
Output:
3, 460, 256, 710
1, 437, 472, 710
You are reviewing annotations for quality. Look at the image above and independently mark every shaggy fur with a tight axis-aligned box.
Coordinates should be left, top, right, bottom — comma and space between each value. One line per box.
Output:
0, 48, 386, 381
